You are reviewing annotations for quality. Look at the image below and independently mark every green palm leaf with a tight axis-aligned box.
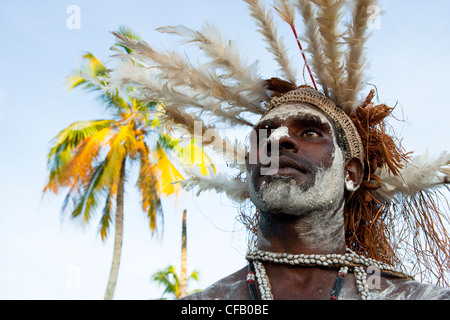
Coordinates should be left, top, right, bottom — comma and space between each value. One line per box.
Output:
71, 160, 106, 222
136, 142, 163, 235
152, 265, 179, 298
99, 188, 114, 241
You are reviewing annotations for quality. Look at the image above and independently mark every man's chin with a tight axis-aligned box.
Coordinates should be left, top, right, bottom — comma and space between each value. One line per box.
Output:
253, 173, 312, 193
248, 178, 312, 215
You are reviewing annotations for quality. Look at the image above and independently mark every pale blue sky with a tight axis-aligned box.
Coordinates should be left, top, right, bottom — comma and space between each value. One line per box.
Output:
0, 0, 449, 299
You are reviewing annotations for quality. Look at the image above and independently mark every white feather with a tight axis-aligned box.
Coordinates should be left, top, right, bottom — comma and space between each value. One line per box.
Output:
157, 23, 269, 103
342, 0, 376, 113
292, 0, 332, 96
273, 0, 296, 26
179, 169, 249, 203
311, 0, 347, 106
112, 34, 266, 116
245, 0, 298, 85
110, 58, 255, 127
374, 150, 450, 202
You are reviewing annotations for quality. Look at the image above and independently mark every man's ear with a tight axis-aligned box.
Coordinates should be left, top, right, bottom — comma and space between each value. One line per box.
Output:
344, 158, 363, 192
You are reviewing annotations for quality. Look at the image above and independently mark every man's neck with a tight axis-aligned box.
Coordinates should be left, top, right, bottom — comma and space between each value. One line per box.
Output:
256, 202, 347, 255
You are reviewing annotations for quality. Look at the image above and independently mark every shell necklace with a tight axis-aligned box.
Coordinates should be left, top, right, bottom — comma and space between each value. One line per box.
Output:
246, 248, 413, 300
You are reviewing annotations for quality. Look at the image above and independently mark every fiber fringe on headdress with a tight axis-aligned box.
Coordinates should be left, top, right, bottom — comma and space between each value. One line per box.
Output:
106, 0, 450, 286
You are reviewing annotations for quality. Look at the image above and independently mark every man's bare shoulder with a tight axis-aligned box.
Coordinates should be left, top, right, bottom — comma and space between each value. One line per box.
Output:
182, 267, 250, 300
372, 277, 450, 300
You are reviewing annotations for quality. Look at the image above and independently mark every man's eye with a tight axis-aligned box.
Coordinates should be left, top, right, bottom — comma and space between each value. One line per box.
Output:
300, 129, 321, 138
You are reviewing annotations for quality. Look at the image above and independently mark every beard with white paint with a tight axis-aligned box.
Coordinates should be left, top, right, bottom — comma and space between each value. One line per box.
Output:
247, 143, 346, 217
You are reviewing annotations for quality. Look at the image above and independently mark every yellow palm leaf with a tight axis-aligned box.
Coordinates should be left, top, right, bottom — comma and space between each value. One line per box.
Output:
63, 127, 115, 190
81, 52, 107, 77
100, 124, 136, 189
174, 138, 216, 176
155, 146, 184, 197
66, 74, 86, 90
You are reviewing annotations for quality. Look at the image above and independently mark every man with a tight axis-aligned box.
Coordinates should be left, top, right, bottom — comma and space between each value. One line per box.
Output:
110, 0, 450, 300
183, 87, 450, 300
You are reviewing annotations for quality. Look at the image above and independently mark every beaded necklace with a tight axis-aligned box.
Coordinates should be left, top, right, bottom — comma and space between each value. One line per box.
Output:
246, 248, 413, 300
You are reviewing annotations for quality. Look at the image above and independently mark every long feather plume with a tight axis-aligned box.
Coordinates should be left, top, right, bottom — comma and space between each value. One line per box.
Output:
311, 0, 346, 106
273, 0, 296, 26
157, 23, 270, 103
243, 0, 298, 85
112, 32, 265, 115
293, 0, 332, 95
342, 0, 376, 113
109, 58, 254, 128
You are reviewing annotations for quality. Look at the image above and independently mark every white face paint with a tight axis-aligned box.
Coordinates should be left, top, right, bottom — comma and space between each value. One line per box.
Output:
258, 103, 332, 128
268, 126, 289, 143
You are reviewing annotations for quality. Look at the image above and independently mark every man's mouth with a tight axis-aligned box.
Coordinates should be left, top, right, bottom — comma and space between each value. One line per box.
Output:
262, 155, 310, 176
278, 156, 308, 173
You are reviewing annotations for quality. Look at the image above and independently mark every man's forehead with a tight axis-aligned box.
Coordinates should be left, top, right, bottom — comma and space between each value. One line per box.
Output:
258, 102, 332, 126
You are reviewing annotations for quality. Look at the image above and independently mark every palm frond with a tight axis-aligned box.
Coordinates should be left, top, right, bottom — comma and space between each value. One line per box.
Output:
81, 52, 107, 77
188, 270, 200, 282
173, 137, 216, 176
152, 265, 179, 298
136, 140, 163, 234
99, 125, 135, 189
66, 74, 87, 90
45, 120, 116, 193
48, 120, 115, 159
66, 52, 107, 90
99, 188, 114, 241
154, 144, 184, 197
67, 52, 132, 115
70, 160, 107, 223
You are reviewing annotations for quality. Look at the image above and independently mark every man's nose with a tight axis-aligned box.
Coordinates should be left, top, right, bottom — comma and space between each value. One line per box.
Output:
277, 134, 300, 153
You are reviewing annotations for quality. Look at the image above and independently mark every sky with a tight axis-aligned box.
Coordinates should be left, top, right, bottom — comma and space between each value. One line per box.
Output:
0, 0, 449, 300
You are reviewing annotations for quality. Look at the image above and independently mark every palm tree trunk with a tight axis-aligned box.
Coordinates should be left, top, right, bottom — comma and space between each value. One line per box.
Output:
179, 209, 187, 298
104, 159, 126, 300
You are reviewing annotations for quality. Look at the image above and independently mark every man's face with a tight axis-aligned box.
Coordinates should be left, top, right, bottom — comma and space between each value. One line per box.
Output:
246, 102, 346, 216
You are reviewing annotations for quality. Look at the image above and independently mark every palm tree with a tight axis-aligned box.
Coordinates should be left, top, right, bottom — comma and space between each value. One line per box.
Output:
152, 265, 200, 300
152, 209, 201, 299
44, 27, 214, 300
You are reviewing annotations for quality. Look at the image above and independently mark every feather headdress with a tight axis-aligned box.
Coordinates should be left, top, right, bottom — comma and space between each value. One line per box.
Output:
108, 0, 449, 286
